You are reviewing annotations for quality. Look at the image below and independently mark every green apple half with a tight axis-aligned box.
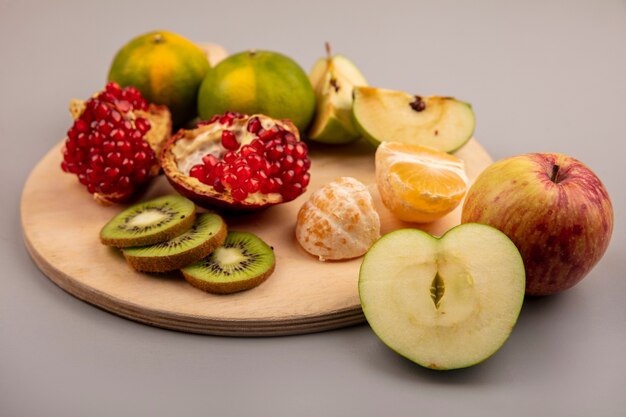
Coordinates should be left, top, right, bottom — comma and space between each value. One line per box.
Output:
353, 86, 475, 153
308, 44, 368, 144
359, 223, 525, 370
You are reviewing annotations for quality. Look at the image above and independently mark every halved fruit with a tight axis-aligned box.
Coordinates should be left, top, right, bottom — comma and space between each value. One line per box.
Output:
375, 142, 468, 223
308, 43, 368, 144
182, 231, 276, 294
353, 86, 475, 153
359, 223, 525, 370
160, 112, 311, 210
100, 195, 196, 248
122, 212, 227, 272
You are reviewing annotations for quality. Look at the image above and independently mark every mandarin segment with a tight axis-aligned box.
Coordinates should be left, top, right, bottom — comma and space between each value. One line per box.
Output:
375, 142, 468, 223
296, 177, 380, 261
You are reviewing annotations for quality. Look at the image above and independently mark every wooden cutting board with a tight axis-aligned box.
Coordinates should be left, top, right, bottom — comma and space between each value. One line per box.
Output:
21, 138, 492, 336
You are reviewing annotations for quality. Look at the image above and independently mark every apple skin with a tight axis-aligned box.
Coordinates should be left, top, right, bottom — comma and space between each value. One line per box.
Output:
461, 153, 613, 296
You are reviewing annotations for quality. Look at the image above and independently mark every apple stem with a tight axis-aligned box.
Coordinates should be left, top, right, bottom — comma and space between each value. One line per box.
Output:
551, 164, 560, 183
325, 42, 332, 59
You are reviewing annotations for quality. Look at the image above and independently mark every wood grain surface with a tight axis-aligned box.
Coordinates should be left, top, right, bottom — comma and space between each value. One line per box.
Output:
21, 138, 492, 336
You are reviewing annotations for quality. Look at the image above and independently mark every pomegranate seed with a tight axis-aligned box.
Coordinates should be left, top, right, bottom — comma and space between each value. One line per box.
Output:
77, 133, 89, 148
293, 143, 307, 159
269, 161, 281, 175
281, 169, 296, 184
120, 158, 134, 174
240, 145, 256, 157
223, 151, 238, 164
267, 145, 284, 161
243, 178, 260, 193
202, 154, 219, 167
250, 138, 266, 152
281, 155, 294, 169
105, 82, 122, 96
293, 159, 306, 174
116, 100, 131, 113
231, 187, 248, 201
104, 166, 120, 179
245, 154, 264, 171
300, 173, 311, 187
221, 130, 239, 150
282, 183, 303, 201
222, 172, 238, 187
135, 117, 151, 134
75, 118, 89, 133
258, 127, 279, 142
212, 177, 225, 193
189, 165, 205, 181
247, 117, 262, 134
283, 132, 297, 143
235, 165, 252, 180
260, 178, 275, 194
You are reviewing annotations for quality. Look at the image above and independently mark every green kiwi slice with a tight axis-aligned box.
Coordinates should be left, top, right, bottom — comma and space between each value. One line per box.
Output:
121, 213, 227, 273
182, 231, 276, 294
100, 195, 196, 248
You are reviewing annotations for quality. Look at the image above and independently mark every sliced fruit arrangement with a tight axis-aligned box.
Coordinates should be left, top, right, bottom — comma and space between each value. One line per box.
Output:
359, 224, 525, 370
122, 212, 227, 273
160, 112, 311, 210
353, 86, 475, 153
375, 142, 468, 223
100, 195, 275, 293
308, 43, 368, 144
100, 195, 196, 247
61, 82, 172, 204
108, 30, 211, 126
197, 50, 315, 132
182, 231, 276, 294
296, 177, 380, 261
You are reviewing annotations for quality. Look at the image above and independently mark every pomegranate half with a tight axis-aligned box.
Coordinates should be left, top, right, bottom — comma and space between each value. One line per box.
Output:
161, 112, 311, 210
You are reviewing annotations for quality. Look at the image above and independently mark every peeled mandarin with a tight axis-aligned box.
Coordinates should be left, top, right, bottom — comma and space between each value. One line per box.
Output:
375, 142, 468, 223
296, 177, 380, 261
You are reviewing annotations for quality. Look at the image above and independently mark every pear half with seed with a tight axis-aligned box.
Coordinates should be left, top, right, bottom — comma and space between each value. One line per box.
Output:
353, 86, 475, 152
359, 223, 525, 370
308, 43, 368, 144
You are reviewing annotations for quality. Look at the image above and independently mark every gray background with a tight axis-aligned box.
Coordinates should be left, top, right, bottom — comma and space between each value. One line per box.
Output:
2, 0, 625, 416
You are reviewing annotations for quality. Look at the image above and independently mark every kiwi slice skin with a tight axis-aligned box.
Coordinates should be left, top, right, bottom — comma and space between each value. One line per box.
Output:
100, 195, 196, 248
122, 213, 228, 273
182, 231, 276, 295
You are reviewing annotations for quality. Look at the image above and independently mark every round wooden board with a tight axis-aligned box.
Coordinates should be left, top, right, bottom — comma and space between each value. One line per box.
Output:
21, 138, 492, 336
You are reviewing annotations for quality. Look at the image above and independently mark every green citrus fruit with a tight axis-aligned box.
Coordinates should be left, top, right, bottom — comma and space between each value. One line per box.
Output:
197, 50, 315, 133
108, 30, 210, 125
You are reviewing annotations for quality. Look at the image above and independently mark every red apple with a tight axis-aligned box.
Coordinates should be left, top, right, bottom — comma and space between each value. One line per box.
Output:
461, 153, 613, 296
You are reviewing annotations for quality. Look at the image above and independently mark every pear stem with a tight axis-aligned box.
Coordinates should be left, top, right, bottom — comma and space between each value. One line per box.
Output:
325, 42, 332, 59
551, 164, 560, 183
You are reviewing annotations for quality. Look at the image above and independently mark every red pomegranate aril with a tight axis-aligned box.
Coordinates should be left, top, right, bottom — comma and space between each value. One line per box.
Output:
284, 143, 295, 156
77, 133, 89, 148
221, 130, 239, 151
267, 145, 284, 161
189, 164, 205, 181
212, 177, 225, 193
293, 143, 307, 159
120, 158, 134, 174
231, 187, 248, 201
202, 154, 219, 168
135, 117, 151, 134
260, 178, 275, 194
245, 154, 264, 171
235, 165, 252, 180
269, 160, 281, 176
117, 176, 132, 192
243, 178, 260, 193
108, 110, 122, 126
281, 155, 294, 169
300, 173, 311, 188
247, 117, 262, 134
254, 169, 269, 182
281, 169, 296, 184
283, 132, 297, 144
222, 172, 238, 187
116, 100, 131, 113
75, 118, 89, 133
95, 102, 110, 120
292, 159, 305, 174
239, 145, 256, 157
258, 127, 279, 142
106, 152, 122, 166
282, 183, 303, 202
223, 151, 238, 164
106, 82, 122, 96
104, 166, 120, 179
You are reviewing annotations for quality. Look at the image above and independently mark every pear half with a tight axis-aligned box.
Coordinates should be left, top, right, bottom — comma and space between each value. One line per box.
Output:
353, 86, 475, 152
359, 223, 525, 370
308, 44, 367, 144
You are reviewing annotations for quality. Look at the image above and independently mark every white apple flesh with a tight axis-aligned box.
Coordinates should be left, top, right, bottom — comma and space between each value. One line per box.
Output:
462, 153, 613, 296
359, 224, 525, 370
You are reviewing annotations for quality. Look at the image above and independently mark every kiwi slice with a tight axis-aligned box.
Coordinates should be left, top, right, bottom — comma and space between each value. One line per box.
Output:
182, 231, 276, 294
121, 213, 228, 273
100, 195, 196, 248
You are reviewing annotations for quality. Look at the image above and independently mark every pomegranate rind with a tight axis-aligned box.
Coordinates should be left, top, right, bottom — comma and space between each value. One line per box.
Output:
160, 114, 304, 211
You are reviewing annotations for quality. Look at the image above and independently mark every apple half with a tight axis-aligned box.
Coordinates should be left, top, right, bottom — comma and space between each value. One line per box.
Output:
353, 86, 475, 153
308, 44, 368, 144
359, 223, 525, 370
